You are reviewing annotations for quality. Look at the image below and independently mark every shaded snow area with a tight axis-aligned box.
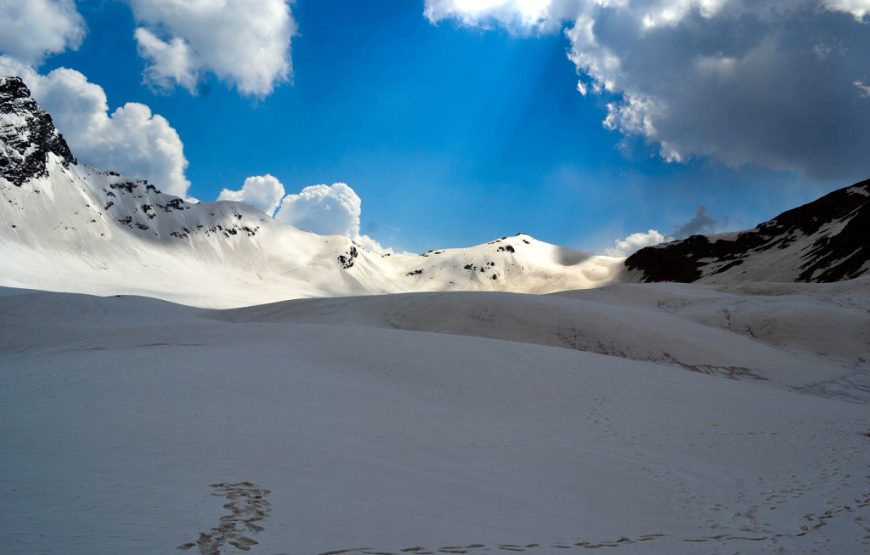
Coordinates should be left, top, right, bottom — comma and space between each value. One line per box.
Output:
1, 279, 868, 554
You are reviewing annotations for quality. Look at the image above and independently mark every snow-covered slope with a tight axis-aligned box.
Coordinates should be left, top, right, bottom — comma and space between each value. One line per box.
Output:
0, 76, 621, 306
1, 284, 868, 554
384, 234, 620, 294
625, 180, 870, 284
215, 279, 870, 397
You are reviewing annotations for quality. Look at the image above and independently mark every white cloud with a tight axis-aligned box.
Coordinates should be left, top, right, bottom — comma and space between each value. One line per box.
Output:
427, 0, 870, 181
134, 28, 199, 93
604, 229, 669, 256
824, 0, 870, 21
0, 0, 85, 64
218, 174, 286, 215
424, 0, 569, 32
424, 0, 731, 31
602, 205, 722, 256
0, 56, 190, 197
275, 183, 362, 237
274, 182, 388, 252
129, 0, 296, 96
638, 0, 727, 28
353, 233, 391, 254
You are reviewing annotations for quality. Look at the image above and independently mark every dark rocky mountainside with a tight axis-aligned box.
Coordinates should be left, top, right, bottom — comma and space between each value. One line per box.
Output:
0, 77, 76, 186
626, 179, 870, 283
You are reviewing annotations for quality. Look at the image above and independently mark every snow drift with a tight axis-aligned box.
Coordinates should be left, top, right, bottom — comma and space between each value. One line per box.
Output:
1, 283, 868, 553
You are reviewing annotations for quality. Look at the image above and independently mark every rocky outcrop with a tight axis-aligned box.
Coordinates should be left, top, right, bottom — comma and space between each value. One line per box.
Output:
0, 76, 76, 186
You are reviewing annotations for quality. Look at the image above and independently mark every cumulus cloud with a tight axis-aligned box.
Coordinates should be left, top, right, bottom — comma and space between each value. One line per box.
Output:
426, 0, 870, 181
673, 205, 719, 238
0, 0, 85, 64
0, 56, 190, 197
604, 229, 670, 256
129, 0, 296, 96
603, 205, 722, 256
134, 28, 199, 93
824, 0, 870, 20
274, 182, 388, 252
218, 174, 286, 215
424, 0, 575, 32
275, 183, 362, 237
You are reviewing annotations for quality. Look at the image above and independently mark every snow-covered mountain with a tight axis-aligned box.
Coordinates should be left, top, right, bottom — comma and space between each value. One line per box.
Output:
3, 74, 868, 308
0, 76, 621, 307
625, 179, 870, 284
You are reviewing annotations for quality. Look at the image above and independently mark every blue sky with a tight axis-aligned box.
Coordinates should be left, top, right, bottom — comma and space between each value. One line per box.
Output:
18, 0, 866, 252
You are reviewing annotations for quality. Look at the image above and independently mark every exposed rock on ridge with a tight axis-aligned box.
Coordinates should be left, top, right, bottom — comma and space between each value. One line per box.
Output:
0, 76, 76, 186
626, 180, 870, 283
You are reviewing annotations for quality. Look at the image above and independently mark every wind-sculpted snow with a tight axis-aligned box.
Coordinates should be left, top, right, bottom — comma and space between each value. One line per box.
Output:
0, 285, 868, 553
215, 279, 870, 398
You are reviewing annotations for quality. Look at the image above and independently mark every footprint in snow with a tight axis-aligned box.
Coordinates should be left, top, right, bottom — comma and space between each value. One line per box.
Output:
177, 481, 271, 554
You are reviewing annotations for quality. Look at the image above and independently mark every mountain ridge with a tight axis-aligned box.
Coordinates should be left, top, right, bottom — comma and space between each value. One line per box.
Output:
625, 179, 870, 284
0, 76, 621, 306
2, 74, 868, 307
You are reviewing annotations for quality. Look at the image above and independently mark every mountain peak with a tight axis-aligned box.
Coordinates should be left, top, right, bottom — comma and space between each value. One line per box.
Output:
0, 74, 76, 187
0, 76, 30, 100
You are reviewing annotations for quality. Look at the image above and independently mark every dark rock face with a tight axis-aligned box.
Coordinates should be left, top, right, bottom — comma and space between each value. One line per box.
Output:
338, 246, 358, 269
625, 179, 870, 283
0, 76, 76, 186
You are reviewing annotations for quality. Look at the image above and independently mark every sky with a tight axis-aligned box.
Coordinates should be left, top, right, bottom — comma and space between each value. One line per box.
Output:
1, 0, 869, 254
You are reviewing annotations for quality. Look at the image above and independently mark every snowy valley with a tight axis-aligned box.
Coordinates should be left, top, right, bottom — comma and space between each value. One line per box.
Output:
1, 75, 870, 555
